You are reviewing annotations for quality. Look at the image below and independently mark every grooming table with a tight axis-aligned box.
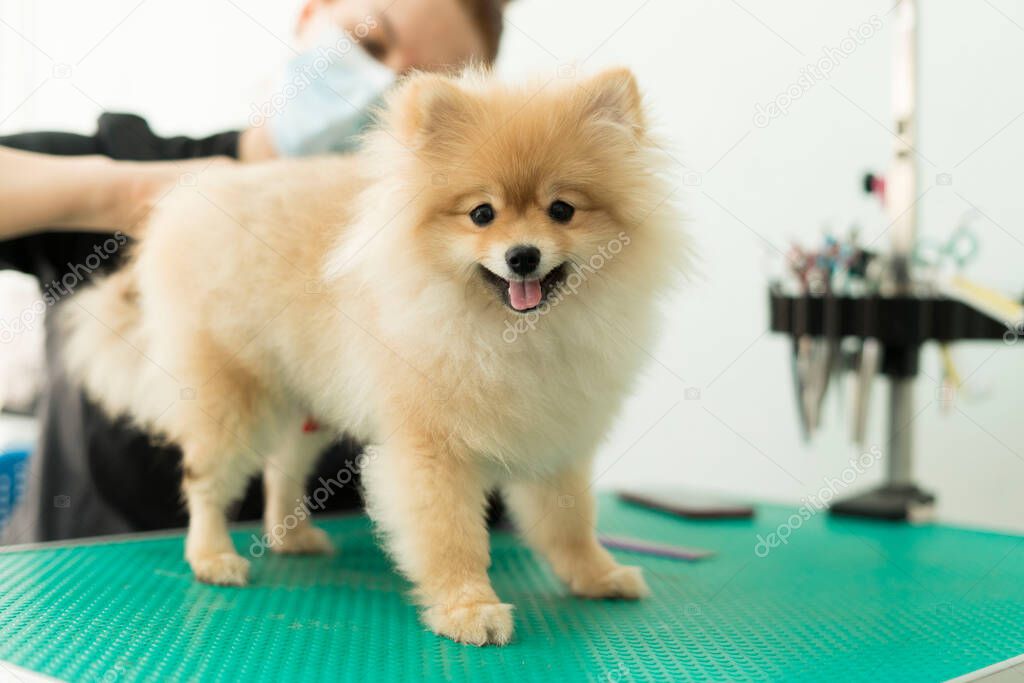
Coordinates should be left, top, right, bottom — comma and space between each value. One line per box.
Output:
1, 496, 1022, 682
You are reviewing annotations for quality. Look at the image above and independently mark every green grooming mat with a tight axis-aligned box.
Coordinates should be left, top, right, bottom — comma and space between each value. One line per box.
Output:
2, 495, 1023, 682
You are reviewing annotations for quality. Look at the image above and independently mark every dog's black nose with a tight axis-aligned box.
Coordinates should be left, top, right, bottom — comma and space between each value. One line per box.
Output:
505, 245, 541, 276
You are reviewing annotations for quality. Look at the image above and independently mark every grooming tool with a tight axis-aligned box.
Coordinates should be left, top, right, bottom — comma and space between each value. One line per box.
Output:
618, 489, 754, 520
851, 338, 880, 446
599, 534, 714, 562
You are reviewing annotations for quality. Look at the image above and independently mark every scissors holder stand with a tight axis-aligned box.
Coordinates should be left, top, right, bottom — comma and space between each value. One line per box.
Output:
768, 286, 1011, 522
769, 290, 1009, 348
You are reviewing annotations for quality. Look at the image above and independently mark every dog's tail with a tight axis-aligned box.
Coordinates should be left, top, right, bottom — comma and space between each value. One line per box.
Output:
61, 265, 170, 428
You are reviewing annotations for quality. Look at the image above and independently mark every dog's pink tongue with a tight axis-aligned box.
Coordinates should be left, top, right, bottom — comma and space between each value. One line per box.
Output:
509, 279, 542, 311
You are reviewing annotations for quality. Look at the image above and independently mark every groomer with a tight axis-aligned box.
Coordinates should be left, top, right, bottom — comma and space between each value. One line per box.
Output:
0, 0, 506, 543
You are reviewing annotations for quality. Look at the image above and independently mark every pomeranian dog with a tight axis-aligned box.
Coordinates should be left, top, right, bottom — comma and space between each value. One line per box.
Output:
62, 67, 685, 645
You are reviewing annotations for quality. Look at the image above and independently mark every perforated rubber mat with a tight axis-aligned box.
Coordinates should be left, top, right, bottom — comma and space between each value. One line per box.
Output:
1, 495, 1023, 682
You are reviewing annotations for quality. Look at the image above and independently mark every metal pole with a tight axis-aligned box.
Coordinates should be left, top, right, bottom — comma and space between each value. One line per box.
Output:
886, 0, 919, 486
889, 0, 919, 271
887, 380, 915, 485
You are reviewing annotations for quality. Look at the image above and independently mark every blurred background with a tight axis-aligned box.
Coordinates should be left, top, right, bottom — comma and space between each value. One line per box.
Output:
2, 0, 1022, 531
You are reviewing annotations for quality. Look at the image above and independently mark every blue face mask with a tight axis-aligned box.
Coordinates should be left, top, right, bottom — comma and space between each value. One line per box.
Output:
267, 27, 395, 156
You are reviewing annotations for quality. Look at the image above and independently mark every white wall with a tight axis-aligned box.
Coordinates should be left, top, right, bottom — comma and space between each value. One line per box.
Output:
2, 1, 1022, 531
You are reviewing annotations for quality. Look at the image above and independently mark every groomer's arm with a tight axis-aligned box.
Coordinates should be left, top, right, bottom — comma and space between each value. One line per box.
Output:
0, 146, 230, 238
236, 126, 278, 162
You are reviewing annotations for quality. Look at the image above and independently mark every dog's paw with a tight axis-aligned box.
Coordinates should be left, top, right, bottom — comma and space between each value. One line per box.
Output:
423, 601, 515, 646
268, 525, 335, 555
571, 564, 650, 600
190, 552, 250, 586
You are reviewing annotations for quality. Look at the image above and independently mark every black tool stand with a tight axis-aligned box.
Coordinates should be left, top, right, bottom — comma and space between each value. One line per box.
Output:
769, 286, 1013, 522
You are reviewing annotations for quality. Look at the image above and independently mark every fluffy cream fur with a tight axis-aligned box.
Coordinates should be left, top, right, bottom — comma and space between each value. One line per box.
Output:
61, 67, 687, 645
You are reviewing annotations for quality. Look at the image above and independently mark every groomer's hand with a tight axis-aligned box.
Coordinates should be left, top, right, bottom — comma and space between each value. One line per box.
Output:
0, 147, 232, 239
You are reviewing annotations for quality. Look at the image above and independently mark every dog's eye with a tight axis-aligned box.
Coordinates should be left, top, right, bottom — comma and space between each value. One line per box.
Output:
548, 200, 575, 224
469, 204, 495, 227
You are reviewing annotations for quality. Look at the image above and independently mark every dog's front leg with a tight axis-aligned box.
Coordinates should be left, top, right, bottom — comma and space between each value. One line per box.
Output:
362, 433, 512, 646
505, 460, 650, 600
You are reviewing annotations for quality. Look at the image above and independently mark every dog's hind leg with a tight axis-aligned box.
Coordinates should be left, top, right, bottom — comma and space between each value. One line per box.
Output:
173, 358, 269, 587
182, 438, 260, 586
261, 419, 335, 555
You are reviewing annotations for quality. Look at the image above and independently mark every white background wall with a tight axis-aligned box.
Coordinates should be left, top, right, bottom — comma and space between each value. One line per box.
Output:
2, 1, 1022, 531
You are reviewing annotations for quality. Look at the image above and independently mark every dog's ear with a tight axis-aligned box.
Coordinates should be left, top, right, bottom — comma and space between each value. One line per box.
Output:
580, 68, 645, 133
388, 72, 474, 145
